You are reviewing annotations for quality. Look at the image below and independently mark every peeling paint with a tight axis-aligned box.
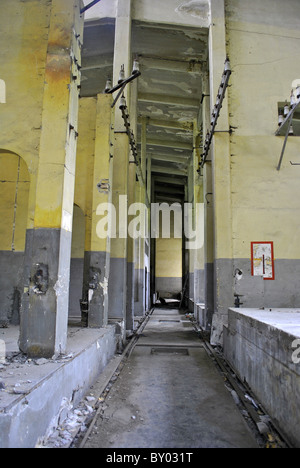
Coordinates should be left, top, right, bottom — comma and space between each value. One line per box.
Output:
0, 79, 6, 104
176, 0, 209, 19
54, 274, 68, 297
100, 277, 108, 296
88, 289, 94, 302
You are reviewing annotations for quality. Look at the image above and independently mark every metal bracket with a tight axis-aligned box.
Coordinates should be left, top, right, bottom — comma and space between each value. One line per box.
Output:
199, 57, 232, 170
104, 63, 141, 108
97, 179, 110, 193
276, 101, 300, 171
80, 0, 102, 15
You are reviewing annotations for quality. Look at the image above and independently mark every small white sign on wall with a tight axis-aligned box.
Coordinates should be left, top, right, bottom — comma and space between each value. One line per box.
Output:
251, 242, 275, 280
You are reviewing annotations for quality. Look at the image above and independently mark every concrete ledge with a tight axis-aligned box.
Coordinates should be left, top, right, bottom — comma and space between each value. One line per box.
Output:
223, 308, 300, 448
0, 325, 116, 448
194, 302, 205, 327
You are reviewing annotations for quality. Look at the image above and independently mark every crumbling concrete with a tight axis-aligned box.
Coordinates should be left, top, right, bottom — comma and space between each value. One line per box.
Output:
0, 325, 116, 448
224, 308, 300, 448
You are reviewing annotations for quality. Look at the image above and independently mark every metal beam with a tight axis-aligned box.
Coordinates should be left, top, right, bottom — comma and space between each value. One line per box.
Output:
152, 165, 187, 176
200, 57, 232, 168
144, 138, 192, 150
81, 54, 113, 71
138, 92, 199, 108
153, 176, 187, 186
143, 147, 190, 158
137, 117, 193, 131
140, 57, 203, 74
154, 185, 185, 195
151, 154, 189, 164
155, 194, 184, 203
81, 0, 102, 14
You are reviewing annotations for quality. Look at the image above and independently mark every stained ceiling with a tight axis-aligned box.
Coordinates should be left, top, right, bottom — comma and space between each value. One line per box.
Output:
80, 18, 209, 200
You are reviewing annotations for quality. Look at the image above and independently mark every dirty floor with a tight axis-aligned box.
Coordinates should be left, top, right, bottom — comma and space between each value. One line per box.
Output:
81, 308, 259, 449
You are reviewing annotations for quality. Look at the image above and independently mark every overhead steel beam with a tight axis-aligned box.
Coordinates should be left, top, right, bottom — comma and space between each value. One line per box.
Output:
144, 138, 192, 150
138, 92, 199, 108
137, 117, 193, 131
200, 57, 232, 169
154, 185, 185, 195
81, 54, 113, 71
81, 0, 102, 14
152, 165, 188, 176
144, 147, 190, 158
153, 175, 187, 186
155, 194, 184, 203
151, 153, 189, 164
140, 57, 203, 74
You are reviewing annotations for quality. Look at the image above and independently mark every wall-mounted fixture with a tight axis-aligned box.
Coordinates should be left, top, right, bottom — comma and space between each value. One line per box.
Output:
276, 88, 300, 170
198, 57, 232, 173
80, 0, 102, 15
97, 178, 110, 193
234, 294, 244, 308
104, 62, 141, 109
251, 242, 275, 281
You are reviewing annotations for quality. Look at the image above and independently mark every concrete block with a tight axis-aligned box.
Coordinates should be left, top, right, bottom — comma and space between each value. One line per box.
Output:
224, 308, 300, 447
0, 326, 116, 448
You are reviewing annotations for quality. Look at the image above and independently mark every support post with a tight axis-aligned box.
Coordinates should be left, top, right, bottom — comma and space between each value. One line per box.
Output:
82, 94, 114, 328
108, 0, 132, 338
19, 0, 84, 358
209, 0, 233, 346
135, 117, 147, 316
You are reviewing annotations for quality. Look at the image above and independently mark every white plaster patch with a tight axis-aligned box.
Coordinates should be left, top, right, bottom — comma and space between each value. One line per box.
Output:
0, 340, 6, 364
0, 79, 6, 104
146, 106, 164, 116
54, 274, 69, 297
62, 210, 73, 233
88, 289, 94, 303
100, 277, 108, 296
176, 0, 209, 19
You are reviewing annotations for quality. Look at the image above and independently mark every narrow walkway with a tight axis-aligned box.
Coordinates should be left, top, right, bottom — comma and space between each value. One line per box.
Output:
82, 308, 259, 448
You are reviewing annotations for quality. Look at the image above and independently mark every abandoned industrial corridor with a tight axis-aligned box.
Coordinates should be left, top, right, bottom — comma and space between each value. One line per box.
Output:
1, 0, 300, 449
77, 305, 261, 449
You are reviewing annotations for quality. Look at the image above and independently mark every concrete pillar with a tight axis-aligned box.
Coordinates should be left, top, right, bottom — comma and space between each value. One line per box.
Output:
193, 119, 205, 314
126, 79, 138, 332
201, 71, 214, 331
108, 0, 132, 333
134, 117, 147, 316
19, 0, 84, 358
146, 152, 152, 309
209, 0, 233, 345
82, 94, 114, 328
188, 158, 195, 311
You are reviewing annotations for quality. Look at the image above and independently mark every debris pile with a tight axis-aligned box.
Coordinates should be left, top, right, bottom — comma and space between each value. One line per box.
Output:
36, 395, 99, 448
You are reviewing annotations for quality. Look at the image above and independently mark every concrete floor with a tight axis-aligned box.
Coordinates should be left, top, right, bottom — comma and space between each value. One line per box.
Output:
82, 308, 259, 448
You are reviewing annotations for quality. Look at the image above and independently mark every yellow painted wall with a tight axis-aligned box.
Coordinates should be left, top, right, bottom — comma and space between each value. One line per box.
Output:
74, 98, 97, 217
71, 205, 86, 259
225, 0, 300, 260
155, 205, 182, 279
156, 238, 182, 279
0, 0, 83, 234
0, 0, 52, 231
0, 153, 30, 251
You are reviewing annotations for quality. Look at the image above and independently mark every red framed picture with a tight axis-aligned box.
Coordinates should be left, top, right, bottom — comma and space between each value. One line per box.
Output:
251, 242, 275, 280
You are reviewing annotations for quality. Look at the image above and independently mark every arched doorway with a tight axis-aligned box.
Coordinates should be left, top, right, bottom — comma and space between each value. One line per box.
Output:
0, 150, 30, 326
